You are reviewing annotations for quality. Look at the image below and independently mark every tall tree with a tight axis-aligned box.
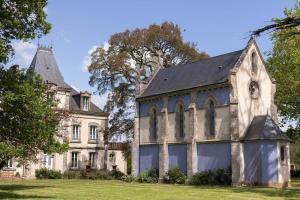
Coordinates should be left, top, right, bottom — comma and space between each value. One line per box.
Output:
266, 3, 300, 129
0, 0, 51, 63
0, 66, 68, 169
252, 2, 300, 36
266, 3, 300, 163
88, 22, 208, 140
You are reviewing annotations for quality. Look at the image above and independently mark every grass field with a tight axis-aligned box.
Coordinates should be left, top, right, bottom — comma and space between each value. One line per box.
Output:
0, 178, 299, 200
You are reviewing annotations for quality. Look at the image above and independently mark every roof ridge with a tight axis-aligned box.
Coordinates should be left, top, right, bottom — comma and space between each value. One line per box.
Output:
160, 49, 244, 71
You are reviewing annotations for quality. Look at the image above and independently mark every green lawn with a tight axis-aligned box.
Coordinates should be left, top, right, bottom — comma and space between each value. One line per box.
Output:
0, 178, 299, 200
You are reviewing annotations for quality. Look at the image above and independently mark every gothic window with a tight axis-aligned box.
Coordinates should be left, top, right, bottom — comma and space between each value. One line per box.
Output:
175, 102, 185, 138
207, 100, 216, 136
251, 52, 258, 74
149, 107, 158, 140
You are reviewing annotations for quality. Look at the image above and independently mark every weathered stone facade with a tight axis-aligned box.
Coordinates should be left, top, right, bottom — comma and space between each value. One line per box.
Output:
132, 39, 291, 187
1, 47, 127, 178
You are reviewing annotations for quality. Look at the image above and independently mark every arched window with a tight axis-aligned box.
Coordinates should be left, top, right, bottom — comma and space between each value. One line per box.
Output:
207, 100, 215, 136
149, 107, 158, 140
175, 103, 185, 138
251, 52, 257, 74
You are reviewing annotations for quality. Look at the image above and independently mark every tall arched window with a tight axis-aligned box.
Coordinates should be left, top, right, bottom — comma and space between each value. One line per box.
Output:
251, 52, 257, 74
207, 100, 215, 136
175, 103, 185, 138
149, 107, 158, 140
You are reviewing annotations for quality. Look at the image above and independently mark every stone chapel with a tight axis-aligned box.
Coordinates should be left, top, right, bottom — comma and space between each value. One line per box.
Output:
132, 39, 291, 187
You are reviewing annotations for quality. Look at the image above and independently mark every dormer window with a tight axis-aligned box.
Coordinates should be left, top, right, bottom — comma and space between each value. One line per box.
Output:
83, 96, 89, 111
80, 91, 91, 111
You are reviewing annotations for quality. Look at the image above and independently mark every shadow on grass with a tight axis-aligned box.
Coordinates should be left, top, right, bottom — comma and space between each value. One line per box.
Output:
0, 185, 53, 199
229, 186, 300, 200
0, 184, 51, 191
0, 192, 53, 199
187, 180, 300, 200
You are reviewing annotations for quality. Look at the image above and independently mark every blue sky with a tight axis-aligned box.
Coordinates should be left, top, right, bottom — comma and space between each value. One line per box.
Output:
10, 0, 295, 108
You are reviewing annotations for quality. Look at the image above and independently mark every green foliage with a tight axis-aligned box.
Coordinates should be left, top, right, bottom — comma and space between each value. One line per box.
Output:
0, 66, 68, 168
88, 22, 208, 140
90, 170, 113, 180
138, 168, 159, 183
62, 169, 124, 180
121, 174, 136, 182
63, 170, 84, 179
291, 169, 300, 178
0, 0, 51, 63
290, 141, 300, 165
253, 1, 300, 37
35, 168, 62, 179
164, 167, 186, 184
266, 3, 300, 156
189, 167, 232, 186
110, 170, 125, 180
267, 3, 300, 123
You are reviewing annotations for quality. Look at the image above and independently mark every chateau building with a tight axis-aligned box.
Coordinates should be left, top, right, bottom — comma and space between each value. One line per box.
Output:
132, 39, 291, 187
1, 46, 127, 178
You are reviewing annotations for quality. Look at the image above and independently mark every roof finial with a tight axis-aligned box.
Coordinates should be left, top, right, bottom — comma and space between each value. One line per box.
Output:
50, 40, 53, 49
38, 38, 40, 47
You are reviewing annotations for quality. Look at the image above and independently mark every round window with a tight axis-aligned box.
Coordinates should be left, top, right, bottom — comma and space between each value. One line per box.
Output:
249, 81, 260, 99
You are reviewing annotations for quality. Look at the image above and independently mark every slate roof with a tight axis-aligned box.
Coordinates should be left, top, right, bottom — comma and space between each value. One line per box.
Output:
242, 115, 290, 141
30, 46, 106, 116
68, 87, 105, 115
30, 47, 69, 89
139, 49, 244, 98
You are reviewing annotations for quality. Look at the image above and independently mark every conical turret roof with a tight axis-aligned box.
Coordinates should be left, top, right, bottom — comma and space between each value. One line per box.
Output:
29, 46, 69, 89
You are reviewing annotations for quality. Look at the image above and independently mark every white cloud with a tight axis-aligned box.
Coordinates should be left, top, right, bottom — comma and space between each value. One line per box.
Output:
81, 42, 110, 73
81, 45, 98, 72
10, 41, 37, 67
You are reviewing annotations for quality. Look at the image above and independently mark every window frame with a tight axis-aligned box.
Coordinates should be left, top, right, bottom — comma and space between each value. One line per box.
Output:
71, 152, 79, 169
82, 96, 89, 111
251, 52, 258, 75
208, 100, 216, 136
4, 159, 13, 169
89, 152, 97, 168
89, 126, 98, 140
280, 145, 287, 165
72, 125, 80, 140
175, 102, 185, 138
149, 106, 158, 140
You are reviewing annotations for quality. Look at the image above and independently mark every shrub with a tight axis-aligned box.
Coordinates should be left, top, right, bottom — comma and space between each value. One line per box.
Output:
122, 174, 136, 182
291, 169, 300, 177
110, 170, 125, 180
189, 167, 232, 186
35, 168, 62, 179
164, 167, 186, 184
63, 170, 84, 179
91, 170, 113, 180
138, 168, 159, 183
